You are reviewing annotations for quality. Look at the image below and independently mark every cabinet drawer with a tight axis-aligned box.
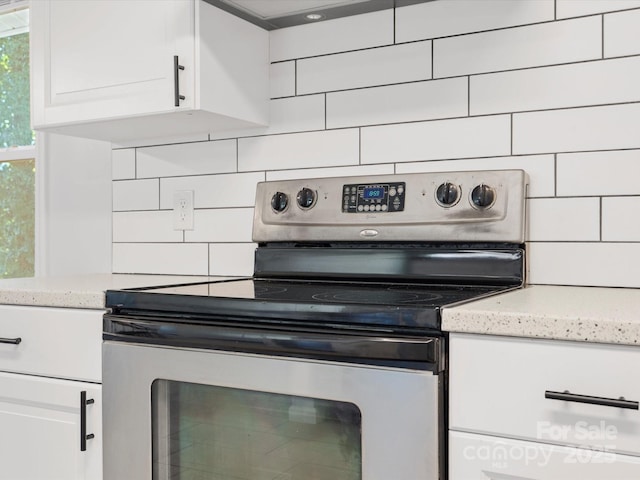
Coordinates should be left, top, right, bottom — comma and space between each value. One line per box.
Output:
450, 431, 640, 480
450, 334, 640, 456
0, 305, 102, 382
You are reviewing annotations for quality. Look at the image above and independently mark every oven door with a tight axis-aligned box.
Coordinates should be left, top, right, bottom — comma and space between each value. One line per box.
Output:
103, 340, 442, 480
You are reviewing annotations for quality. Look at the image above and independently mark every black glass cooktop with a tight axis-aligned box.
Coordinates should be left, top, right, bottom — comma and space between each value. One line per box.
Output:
106, 278, 512, 333
135, 278, 502, 308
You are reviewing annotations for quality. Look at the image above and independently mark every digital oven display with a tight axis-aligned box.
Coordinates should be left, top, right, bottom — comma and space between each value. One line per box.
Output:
363, 187, 385, 199
342, 182, 406, 213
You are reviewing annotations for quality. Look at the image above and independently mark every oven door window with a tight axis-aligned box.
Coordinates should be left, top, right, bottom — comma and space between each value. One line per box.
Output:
152, 379, 362, 480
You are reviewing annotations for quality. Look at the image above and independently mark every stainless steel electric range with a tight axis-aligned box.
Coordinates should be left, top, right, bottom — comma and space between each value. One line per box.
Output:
103, 170, 527, 480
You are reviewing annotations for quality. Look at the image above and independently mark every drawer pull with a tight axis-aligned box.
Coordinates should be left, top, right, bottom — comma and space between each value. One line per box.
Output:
0, 337, 21, 345
80, 391, 95, 452
545, 390, 639, 410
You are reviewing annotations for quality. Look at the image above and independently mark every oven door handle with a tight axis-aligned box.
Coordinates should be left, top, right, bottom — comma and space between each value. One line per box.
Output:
104, 315, 442, 369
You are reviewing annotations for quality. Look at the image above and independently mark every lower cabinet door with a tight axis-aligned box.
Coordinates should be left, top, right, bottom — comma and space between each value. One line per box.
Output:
0, 371, 102, 480
450, 431, 640, 480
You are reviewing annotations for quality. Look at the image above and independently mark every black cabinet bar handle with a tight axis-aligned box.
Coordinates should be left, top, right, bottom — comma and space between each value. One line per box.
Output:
0, 337, 21, 345
80, 391, 95, 452
545, 390, 639, 410
174, 55, 185, 107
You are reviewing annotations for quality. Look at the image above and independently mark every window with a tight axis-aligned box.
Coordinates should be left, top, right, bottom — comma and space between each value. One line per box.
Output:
0, 4, 34, 279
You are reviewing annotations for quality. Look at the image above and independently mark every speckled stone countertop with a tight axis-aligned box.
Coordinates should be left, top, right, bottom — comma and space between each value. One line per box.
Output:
0, 274, 234, 309
442, 285, 640, 346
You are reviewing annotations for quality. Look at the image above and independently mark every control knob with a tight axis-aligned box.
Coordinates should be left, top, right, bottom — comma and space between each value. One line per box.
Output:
435, 182, 460, 207
296, 187, 317, 209
470, 184, 496, 209
270, 192, 289, 213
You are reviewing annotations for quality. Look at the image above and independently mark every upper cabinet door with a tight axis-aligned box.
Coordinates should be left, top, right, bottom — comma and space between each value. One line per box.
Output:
31, 0, 193, 125
30, 0, 269, 143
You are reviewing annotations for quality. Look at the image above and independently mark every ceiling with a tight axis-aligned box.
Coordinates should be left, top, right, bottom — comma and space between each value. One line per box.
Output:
205, 0, 433, 29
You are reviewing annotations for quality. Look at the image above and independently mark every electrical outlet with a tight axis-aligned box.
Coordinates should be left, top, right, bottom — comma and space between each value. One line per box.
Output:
173, 190, 194, 230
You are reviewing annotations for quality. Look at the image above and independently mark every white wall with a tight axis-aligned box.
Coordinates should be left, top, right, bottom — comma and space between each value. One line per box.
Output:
39, 132, 112, 276
111, 0, 640, 287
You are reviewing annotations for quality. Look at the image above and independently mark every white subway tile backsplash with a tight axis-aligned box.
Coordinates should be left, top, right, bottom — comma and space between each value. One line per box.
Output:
112, 148, 135, 180
112, 211, 183, 243
112, 179, 159, 212
270, 61, 295, 98
527, 242, 640, 287
604, 9, 640, 58
557, 150, 640, 196
266, 164, 395, 181
396, 0, 554, 43
113, 243, 209, 275
514, 103, 640, 155
209, 95, 326, 141
527, 198, 600, 241
270, 10, 393, 62
137, 140, 236, 179
557, 0, 640, 19
185, 208, 254, 243
395, 155, 555, 198
361, 115, 510, 164
209, 243, 256, 276
297, 41, 431, 95
602, 197, 640, 241
160, 172, 265, 209
434, 16, 601, 78
471, 57, 640, 116
267, 96, 326, 135
327, 77, 467, 129
238, 129, 359, 172
109, 4, 640, 289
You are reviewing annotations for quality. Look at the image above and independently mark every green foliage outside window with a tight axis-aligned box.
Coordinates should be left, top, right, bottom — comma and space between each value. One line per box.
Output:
0, 27, 35, 278
0, 159, 34, 278
0, 32, 33, 148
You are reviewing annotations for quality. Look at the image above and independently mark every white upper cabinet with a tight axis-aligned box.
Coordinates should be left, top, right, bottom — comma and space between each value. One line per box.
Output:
30, 0, 269, 143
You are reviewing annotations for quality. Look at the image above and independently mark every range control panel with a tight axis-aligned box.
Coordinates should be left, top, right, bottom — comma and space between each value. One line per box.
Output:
342, 182, 406, 213
253, 170, 528, 243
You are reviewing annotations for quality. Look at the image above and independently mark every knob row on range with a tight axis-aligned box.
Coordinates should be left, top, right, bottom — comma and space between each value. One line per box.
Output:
436, 182, 496, 209
271, 188, 317, 213
271, 183, 496, 213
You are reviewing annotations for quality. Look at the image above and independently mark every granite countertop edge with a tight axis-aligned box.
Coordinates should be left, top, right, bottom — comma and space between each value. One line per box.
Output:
442, 285, 640, 347
0, 274, 236, 310
0, 290, 106, 310
443, 309, 640, 346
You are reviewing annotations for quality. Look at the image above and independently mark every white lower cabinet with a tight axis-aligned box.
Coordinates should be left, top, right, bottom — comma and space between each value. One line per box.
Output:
449, 333, 640, 479
0, 305, 103, 479
0, 305, 102, 382
450, 431, 640, 480
0, 372, 102, 480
